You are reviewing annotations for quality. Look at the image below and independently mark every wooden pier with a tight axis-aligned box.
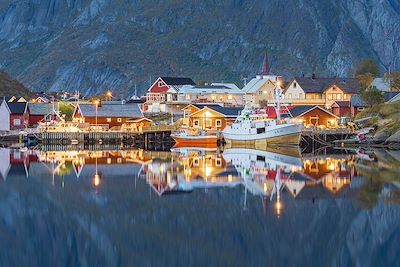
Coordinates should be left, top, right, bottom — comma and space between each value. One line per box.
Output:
300, 128, 354, 149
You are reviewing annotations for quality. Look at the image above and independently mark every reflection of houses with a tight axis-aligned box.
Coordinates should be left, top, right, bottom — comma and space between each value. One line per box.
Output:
72, 102, 144, 128
0, 149, 29, 179
140, 150, 241, 196
182, 104, 242, 130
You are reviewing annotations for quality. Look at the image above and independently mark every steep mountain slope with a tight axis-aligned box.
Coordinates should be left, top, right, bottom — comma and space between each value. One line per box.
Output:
0, 0, 399, 96
0, 70, 31, 98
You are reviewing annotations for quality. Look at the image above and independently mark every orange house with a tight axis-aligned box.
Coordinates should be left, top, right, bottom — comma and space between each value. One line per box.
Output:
289, 106, 339, 128
184, 104, 242, 130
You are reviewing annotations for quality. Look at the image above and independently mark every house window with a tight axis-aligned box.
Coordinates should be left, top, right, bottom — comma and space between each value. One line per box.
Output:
337, 94, 342, 100
193, 120, 200, 127
228, 95, 233, 100
211, 95, 216, 100
185, 94, 190, 100
216, 119, 222, 127
216, 158, 222, 167
107, 158, 112, 164
158, 81, 163, 87
332, 86, 336, 91
343, 94, 348, 100
357, 107, 365, 111
117, 118, 122, 122
117, 158, 122, 164
193, 158, 199, 166
258, 90, 262, 95
106, 118, 112, 122
13, 119, 21, 126
293, 82, 297, 88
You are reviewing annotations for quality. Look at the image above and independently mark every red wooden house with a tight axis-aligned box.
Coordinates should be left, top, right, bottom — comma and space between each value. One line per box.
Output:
331, 101, 351, 117
0, 100, 29, 131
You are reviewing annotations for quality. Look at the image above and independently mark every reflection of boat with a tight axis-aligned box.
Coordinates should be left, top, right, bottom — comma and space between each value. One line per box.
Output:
171, 127, 217, 145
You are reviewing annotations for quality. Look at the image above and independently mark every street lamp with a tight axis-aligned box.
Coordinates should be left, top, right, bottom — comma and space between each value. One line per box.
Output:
94, 100, 100, 125
107, 91, 112, 101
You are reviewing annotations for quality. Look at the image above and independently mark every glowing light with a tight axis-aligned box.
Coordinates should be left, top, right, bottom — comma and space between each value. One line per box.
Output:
328, 162, 336, 171
276, 80, 282, 87
93, 174, 101, 187
94, 100, 100, 106
275, 196, 282, 217
107, 91, 112, 97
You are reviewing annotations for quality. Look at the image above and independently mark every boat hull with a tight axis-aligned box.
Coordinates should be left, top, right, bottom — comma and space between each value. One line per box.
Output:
171, 135, 217, 146
223, 124, 302, 146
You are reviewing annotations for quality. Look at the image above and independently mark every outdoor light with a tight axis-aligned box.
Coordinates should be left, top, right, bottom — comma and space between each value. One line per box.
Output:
93, 173, 101, 187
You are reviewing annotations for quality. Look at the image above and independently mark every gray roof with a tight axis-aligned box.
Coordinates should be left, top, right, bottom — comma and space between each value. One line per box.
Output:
383, 92, 399, 102
291, 77, 361, 94
28, 103, 56, 115
350, 95, 367, 107
160, 77, 196, 86
203, 105, 243, 117
7, 102, 27, 114
78, 103, 143, 118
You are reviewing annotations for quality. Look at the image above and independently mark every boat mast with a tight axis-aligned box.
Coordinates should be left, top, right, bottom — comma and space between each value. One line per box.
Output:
275, 82, 282, 122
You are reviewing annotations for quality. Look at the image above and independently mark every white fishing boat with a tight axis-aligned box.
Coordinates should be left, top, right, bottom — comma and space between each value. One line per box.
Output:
222, 84, 303, 146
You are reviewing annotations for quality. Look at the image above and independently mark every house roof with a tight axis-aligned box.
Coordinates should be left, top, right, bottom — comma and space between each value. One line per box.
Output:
210, 83, 240, 90
201, 105, 243, 117
290, 77, 360, 94
383, 92, 399, 102
77, 103, 143, 118
7, 102, 27, 114
179, 85, 243, 94
28, 103, 56, 115
389, 93, 400, 103
160, 77, 196, 86
242, 77, 274, 93
332, 101, 351, 108
350, 95, 367, 107
370, 78, 390, 92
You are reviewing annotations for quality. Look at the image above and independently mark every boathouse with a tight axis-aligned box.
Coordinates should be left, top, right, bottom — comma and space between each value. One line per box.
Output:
289, 106, 339, 128
331, 101, 351, 118
72, 102, 144, 128
28, 102, 58, 127
185, 104, 242, 130
0, 100, 29, 131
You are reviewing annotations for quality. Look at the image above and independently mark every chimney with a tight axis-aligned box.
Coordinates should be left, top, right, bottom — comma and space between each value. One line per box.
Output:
312, 73, 316, 79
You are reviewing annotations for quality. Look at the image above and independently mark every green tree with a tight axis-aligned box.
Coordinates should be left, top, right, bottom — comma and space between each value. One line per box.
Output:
355, 59, 380, 77
58, 102, 74, 121
356, 73, 375, 90
383, 71, 400, 91
360, 86, 384, 107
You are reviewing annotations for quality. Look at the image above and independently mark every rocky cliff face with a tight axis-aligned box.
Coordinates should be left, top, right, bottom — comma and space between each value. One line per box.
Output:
0, 0, 399, 96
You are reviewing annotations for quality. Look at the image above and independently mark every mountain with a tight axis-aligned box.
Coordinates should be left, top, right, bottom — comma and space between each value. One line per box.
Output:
0, 0, 399, 97
0, 70, 31, 98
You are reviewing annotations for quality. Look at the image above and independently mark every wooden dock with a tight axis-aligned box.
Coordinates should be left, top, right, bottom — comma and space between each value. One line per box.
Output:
300, 128, 354, 149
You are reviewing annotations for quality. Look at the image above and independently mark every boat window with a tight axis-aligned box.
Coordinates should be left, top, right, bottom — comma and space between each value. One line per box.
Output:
257, 128, 265, 134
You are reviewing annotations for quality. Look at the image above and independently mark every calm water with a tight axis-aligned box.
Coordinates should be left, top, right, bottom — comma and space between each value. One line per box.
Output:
0, 146, 399, 267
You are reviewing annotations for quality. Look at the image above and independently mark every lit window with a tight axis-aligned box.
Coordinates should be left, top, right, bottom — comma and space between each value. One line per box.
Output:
337, 94, 342, 100
228, 95, 233, 100
107, 158, 112, 164
185, 94, 190, 100
211, 95, 216, 100
106, 118, 112, 122
343, 94, 347, 100
117, 158, 122, 164
117, 118, 122, 122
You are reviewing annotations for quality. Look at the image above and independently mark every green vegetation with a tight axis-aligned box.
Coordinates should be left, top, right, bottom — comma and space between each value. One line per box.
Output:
58, 102, 75, 121
360, 86, 384, 107
355, 59, 380, 77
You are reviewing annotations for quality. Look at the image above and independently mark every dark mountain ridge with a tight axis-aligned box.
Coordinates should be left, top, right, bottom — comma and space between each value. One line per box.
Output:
0, 0, 399, 96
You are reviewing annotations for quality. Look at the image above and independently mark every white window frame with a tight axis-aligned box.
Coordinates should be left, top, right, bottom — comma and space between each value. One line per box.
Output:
158, 81, 163, 87
193, 119, 199, 127
216, 119, 222, 128
13, 118, 21, 126
117, 118, 122, 123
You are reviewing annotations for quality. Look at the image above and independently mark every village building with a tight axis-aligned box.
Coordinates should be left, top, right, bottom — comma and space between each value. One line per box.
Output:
349, 95, 367, 118
283, 76, 361, 108
72, 102, 144, 129
0, 100, 29, 131
369, 78, 391, 92
177, 84, 244, 106
242, 53, 284, 107
182, 104, 242, 130
288, 105, 339, 128
144, 77, 196, 113
28, 102, 59, 127
331, 101, 352, 118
